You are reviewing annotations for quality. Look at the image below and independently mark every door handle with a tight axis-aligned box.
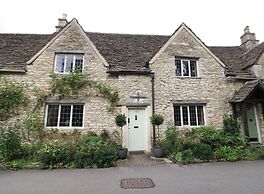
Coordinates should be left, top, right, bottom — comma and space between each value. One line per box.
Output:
134, 126, 139, 128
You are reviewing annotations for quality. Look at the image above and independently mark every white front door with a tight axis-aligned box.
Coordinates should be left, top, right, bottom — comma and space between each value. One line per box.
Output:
128, 108, 147, 151
246, 105, 261, 142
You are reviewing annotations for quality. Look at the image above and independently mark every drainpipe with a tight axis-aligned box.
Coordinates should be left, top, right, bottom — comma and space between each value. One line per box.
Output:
151, 73, 156, 146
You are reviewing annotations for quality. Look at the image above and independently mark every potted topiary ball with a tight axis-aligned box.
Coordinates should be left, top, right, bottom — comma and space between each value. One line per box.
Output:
115, 114, 128, 159
150, 113, 164, 158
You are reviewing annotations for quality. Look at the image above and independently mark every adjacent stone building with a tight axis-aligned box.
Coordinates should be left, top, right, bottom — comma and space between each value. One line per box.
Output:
1, 15, 264, 151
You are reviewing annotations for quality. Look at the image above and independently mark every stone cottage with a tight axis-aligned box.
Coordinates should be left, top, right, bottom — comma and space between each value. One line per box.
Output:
0, 15, 263, 151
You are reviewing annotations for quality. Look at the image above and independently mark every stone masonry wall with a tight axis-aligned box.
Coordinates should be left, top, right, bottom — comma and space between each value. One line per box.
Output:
150, 28, 244, 132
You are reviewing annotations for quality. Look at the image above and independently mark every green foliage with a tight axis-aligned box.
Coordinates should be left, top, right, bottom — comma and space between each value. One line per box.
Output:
23, 94, 47, 141
191, 126, 224, 149
159, 126, 180, 156
214, 146, 242, 162
75, 135, 117, 168
223, 115, 240, 135
8, 159, 39, 170
0, 78, 28, 120
0, 126, 22, 161
150, 114, 164, 126
191, 143, 214, 161
161, 125, 261, 164
21, 142, 43, 159
50, 72, 119, 111
173, 149, 194, 164
38, 140, 76, 167
100, 129, 110, 140
115, 114, 126, 128
242, 146, 262, 160
50, 71, 88, 96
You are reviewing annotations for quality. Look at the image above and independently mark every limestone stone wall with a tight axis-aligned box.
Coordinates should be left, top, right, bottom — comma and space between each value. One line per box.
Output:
150, 28, 244, 132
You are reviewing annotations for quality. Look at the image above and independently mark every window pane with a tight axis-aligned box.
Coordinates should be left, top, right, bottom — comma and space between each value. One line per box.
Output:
59, 105, 71, 127
175, 59, 181, 76
174, 106, 181, 126
72, 105, 84, 127
75, 55, 83, 72
65, 55, 74, 73
190, 60, 197, 77
46, 105, 59, 127
189, 106, 197, 126
197, 106, 205, 125
182, 61, 189, 76
55, 55, 65, 73
182, 106, 188, 125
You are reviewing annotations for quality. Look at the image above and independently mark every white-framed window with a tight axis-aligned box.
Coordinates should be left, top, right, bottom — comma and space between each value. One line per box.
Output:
55, 54, 84, 74
175, 58, 198, 77
174, 105, 205, 127
45, 104, 84, 128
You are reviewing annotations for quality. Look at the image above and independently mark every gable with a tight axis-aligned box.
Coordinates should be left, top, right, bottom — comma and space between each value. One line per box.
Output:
27, 19, 109, 67
149, 23, 225, 68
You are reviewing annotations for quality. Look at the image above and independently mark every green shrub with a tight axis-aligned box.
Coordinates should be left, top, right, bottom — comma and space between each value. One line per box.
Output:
159, 126, 180, 156
38, 140, 76, 167
214, 146, 241, 162
223, 115, 240, 135
150, 114, 164, 126
192, 143, 214, 161
75, 135, 117, 168
115, 114, 126, 128
0, 126, 22, 161
173, 149, 194, 164
0, 78, 28, 120
21, 142, 43, 159
100, 129, 110, 140
242, 146, 262, 160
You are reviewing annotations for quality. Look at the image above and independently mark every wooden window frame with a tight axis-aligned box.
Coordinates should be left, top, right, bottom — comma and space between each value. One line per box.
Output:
174, 105, 205, 127
45, 104, 85, 128
175, 58, 198, 77
54, 53, 84, 74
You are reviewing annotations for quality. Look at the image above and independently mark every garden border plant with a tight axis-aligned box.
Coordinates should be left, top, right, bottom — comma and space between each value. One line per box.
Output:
159, 116, 264, 164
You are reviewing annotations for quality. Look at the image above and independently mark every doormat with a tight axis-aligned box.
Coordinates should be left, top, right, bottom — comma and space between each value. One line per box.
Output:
120, 178, 155, 189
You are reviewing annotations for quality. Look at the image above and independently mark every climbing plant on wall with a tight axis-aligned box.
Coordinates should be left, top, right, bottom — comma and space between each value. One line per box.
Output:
0, 77, 28, 121
50, 71, 119, 111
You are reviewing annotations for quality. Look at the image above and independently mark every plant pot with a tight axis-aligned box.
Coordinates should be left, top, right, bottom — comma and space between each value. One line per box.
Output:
152, 148, 163, 158
117, 148, 128, 159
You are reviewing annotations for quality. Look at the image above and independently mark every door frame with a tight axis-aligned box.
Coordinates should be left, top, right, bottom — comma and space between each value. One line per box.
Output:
252, 105, 262, 143
122, 106, 151, 152
246, 104, 262, 143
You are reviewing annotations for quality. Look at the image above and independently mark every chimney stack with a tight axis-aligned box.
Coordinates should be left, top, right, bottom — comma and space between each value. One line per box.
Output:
240, 26, 259, 51
55, 14, 68, 32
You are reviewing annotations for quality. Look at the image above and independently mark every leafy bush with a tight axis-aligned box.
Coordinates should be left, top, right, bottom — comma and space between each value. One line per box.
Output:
38, 141, 76, 167
100, 129, 110, 140
115, 114, 126, 128
223, 115, 240, 135
0, 78, 28, 120
159, 127, 180, 156
150, 114, 164, 126
242, 146, 262, 160
191, 143, 214, 161
0, 126, 22, 161
191, 126, 224, 149
75, 135, 117, 168
21, 142, 43, 159
173, 149, 194, 164
214, 146, 242, 162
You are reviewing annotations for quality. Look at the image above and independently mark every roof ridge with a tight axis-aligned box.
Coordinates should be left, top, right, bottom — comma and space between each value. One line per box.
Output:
86, 31, 171, 37
0, 33, 54, 35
